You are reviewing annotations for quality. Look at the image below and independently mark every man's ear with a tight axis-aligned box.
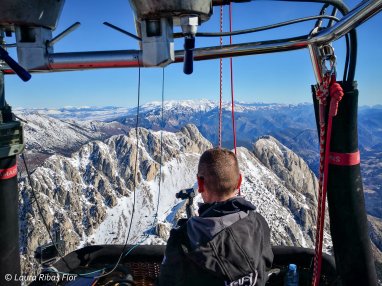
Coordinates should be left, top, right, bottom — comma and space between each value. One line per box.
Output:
197, 176, 204, 193
237, 174, 242, 189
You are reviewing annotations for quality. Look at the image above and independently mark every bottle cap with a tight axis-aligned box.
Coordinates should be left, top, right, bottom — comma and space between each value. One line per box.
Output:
289, 264, 297, 271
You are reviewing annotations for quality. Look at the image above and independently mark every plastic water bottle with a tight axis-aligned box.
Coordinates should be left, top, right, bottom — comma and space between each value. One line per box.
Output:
284, 264, 299, 286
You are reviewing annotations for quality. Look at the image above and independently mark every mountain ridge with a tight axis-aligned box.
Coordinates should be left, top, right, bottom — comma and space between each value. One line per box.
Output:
15, 101, 382, 280
19, 124, 331, 277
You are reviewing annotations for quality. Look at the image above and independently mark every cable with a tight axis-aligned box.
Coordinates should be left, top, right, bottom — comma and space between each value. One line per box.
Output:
343, 33, 350, 83
21, 152, 78, 274
154, 68, 165, 225
51, 63, 144, 280
46, 268, 103, 278
22, 64, 152, 281
327, 7, 338, 28
207, 1, 357, 84
311, 5, 347, 84
123, 236, 148, 258
97, 68, 167, 279
229, 2, 237, 156
273, 0, 348, 17
314, 4, 330, 29
219, 4, 223, 148
21, 139, 135, 279
93, 63, 143, 280
195, 15, 339, 37
273, 0, 357, 84
347, 31, 357, 83
318, 0, 356, 84
125, 65, 141, 245
46, 63, 144, 280
93, 69, 168, 279
229, 2, 239, 197
323, 6, 352, 84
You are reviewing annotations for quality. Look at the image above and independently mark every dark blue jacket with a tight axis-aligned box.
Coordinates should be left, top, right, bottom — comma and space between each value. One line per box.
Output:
157, 197, 273, 286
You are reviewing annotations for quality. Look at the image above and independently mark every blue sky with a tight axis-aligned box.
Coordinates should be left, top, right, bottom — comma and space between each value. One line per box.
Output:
4, 0, 382, 108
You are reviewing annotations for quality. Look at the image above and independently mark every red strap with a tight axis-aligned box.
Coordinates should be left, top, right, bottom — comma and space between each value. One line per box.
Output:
228, 3, 240, 196
329, 151, 360, 166
0, 164, 17, 180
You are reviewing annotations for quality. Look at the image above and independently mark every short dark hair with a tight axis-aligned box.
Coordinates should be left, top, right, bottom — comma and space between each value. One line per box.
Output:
197, 148, 240, 197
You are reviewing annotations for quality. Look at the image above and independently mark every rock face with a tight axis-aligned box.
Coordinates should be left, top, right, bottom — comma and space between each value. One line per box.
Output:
16, 104, 382, 282
253, 135, 318, 203
19, 124, 212, 275
19, 124, 331, 276
241, 145, 330, 249
368, 215, 382, 281
247, 136, 322, 247
16, 111, 130, 170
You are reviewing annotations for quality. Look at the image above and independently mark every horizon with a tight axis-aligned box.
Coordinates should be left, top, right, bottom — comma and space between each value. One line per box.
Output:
13, 98, 382, 110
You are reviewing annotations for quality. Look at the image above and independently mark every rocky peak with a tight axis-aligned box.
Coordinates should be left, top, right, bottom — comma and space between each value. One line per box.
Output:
19, 125, 212, 275
19, 124, 332, 278
253, 135, 318, 204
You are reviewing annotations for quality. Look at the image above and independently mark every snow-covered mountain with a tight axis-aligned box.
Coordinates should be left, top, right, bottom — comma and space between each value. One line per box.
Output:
16, 100, 294, 122
15, 101, 382, 279
17, 101, 320, 171
15, 110, 130, 170
18, 100, 382, 176
19, 124, 329, 277
24, 100, 382, 223
14, 106, 130, 122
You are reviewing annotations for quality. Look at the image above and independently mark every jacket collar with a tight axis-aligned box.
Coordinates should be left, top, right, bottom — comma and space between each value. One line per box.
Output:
198, 196, 256, 218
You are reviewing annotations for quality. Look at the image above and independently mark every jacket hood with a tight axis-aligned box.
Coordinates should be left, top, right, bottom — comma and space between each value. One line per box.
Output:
182, 198, 265, 281
187, 211, 249, 249
198, 196, 256, 217
188, 197, 256, 249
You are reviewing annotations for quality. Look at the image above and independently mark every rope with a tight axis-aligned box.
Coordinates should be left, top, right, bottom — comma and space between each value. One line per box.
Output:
20, 65, 145, 280
21, 153, 74, 272
154, 68, 165, 225
218, 4, 223, 148
93, 63, 143, 279
312, 74, 344, 286
229, 3, 239, 196
229, 2, 237, 156
195, 15, 339, 37
125, 65, 141, 245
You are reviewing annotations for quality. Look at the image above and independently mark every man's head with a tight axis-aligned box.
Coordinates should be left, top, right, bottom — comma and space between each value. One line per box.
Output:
197, 148, 242, 203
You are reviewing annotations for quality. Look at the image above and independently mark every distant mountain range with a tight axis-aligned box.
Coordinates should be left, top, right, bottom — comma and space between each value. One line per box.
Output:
16, 100, 382, 217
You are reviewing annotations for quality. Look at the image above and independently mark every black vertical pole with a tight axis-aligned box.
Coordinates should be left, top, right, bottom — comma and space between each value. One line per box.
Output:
313, 82, 377, 285
0, 72, 21, 285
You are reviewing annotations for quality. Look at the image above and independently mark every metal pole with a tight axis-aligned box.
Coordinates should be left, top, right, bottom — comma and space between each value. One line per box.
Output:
0, 72, 21, 286
0, 0, 379, 73
49, 50, 141, 70
308, 43, 323, 84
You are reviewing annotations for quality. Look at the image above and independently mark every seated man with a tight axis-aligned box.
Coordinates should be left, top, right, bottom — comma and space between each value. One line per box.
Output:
158, 148, 273, 286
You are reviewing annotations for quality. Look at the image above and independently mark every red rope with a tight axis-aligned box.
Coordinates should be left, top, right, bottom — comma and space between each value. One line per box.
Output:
312, 74, 344, 286
312, 75, 331, 283
228, 3, 239, 196
229, 2, 237, 155
218, 4, 223, 148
